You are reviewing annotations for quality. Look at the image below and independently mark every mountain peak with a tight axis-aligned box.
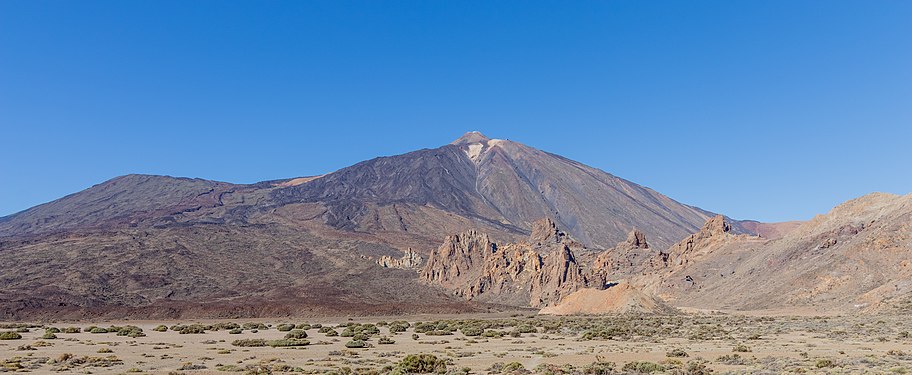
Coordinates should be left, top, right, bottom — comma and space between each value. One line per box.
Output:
451, 131, 491, 145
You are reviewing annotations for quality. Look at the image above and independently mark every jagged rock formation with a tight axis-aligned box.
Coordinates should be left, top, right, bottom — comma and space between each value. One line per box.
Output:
654, 215, 734, 269
376, 248, 423, 269
422, 219, 606, 307
591, 229, 653, 277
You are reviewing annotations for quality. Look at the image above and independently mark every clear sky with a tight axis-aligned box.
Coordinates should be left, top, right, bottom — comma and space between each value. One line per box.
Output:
1, 1, 910, 222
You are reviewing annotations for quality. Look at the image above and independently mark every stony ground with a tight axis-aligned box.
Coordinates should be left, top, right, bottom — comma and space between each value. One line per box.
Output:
2, 313, 912, 374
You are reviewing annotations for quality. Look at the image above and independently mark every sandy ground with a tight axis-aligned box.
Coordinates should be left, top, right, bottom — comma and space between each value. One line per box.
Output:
2, 313, 912, 374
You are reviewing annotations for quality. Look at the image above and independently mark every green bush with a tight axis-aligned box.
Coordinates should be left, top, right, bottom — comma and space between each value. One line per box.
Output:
666, 348, 689, 358
324, 329, 339, 337
395, 354, 447, 374
285, 330, 308, 339
232, 339, 268, 347
621, 361, 664, 373
353, 333, 370, 341
115, 326, 145, 337
732, 344, 752, 353
461, 326, 483, 337
0, 331, 22, 340
63, 327, 81, 334
276, 324, 295, 332
268, 339, 309, 347
242, 323, 267, 330
502, 362, 525, 373
581, 361, 615, 375
42, 332, 58, 340
378, 336, 395, 344
345, 340, 367, 348
229, 328, 243, 334
482, 330, 504, 338
153, 325, 168, 332
90, 327, 108, 334
178, 325, 206, 334
45, 327, 61, 334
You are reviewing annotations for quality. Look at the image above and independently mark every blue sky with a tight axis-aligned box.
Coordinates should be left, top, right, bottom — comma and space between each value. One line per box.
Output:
1, 1, 910, 222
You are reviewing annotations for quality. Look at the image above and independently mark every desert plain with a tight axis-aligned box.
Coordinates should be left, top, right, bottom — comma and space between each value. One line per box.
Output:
2, 312, 912, 375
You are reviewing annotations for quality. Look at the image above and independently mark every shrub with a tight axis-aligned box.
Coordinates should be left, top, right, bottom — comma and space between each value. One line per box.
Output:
621, 361, 664, 373
502, 362, 525, 373
42, 332, 58, 340
242, 323, 267, 330
581, 361, 615, 375
153, 325, 168, 332
268, 339, 310, 347
63, 327, 81, 334
232, 339, 268, 347
115, 326, 145, 337
179, 325, 206, 334
482, 330, 504, 338
295, 324, 312, 330
90, 327, 108, 334
285, 330, 308, 339
716, 354, 746, 365
353, 333, 371, 341
816, 359, 835, 368
0, 331, 22, 340
378, 336, 395, 345
45, 327, 61, 334
732, 344, 752, 353
15, 327, 29, 333
345, 340, 367, 348
684, 360, 712, 375
229, 328, 243, 334
461, 327, 483, 337
324, 329, 339, 337
666, 348, 689, 358
390, 324, 408, 334
277, 324, 295, 332
395, 354, 447, 374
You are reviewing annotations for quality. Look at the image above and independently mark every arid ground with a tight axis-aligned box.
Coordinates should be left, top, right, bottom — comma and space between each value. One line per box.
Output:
2, 312, 912, 374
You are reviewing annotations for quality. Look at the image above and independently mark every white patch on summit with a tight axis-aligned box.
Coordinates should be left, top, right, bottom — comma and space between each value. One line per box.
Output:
487, 139, 505, 148
466, 143, 484, 161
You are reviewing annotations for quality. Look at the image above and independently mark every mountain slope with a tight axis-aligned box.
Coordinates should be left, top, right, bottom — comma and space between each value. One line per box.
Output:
266, 132, 723, 250
638, 193, 912, 313
0, 132, 756, 318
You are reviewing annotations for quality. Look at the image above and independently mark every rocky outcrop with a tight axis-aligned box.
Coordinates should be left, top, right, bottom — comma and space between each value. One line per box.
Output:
422, 218, 607, 307
530, 218, 565, 244
421, 230, 497, 290
377, 248, 423, 269
591, 229, 653, 277
654, 215, 733, 268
